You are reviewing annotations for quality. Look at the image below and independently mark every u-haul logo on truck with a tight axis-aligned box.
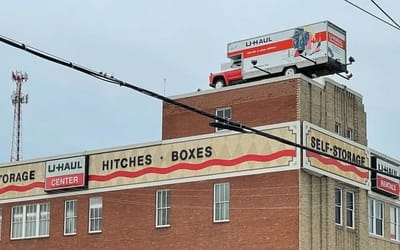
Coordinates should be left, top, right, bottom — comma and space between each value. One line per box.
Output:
245, 37, 272, 47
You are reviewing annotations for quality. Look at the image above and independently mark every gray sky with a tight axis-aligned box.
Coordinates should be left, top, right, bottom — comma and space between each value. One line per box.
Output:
0, 0, 399, 163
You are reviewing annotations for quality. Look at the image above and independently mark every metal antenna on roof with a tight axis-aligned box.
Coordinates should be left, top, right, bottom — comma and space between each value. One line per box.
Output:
10, 71, 29, 162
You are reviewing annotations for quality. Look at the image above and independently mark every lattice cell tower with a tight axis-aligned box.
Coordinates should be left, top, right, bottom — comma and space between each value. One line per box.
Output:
10, 71, 29, 162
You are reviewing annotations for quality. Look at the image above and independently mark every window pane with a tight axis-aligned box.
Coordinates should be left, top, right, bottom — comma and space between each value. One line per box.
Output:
11, 206, 23, 239
346, 192, 353, 210
390, 207, 397, 240
346, 210, 353, 228
89, 197, 102, 232
156, 190, 170, 227
335, 188, 342, 225
369, 199, 384, 236
25, 205, 37, 237
346, 192, 354, 228
214, 183, 230, 222
39, 203, 50, 236
65, 200, 77, 235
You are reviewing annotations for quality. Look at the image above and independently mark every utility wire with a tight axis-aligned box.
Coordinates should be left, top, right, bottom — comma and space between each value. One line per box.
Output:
371, 0, 400, 28
0, 34, 399, 181
344, 0, 400, 31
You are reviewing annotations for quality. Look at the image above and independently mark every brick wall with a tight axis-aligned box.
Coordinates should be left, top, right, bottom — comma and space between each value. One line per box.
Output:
162, 79, 298, 140
0, 170, 299, 250
298, 78, 367, 145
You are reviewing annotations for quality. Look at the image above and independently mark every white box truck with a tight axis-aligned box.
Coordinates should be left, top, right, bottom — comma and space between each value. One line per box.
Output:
209, 21, 351, 88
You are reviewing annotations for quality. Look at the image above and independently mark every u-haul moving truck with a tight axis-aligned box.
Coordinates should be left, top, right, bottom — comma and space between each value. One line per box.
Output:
209, 21, 348, 88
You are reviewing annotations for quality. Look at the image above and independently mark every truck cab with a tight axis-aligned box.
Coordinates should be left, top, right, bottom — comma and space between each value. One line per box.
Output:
209, 55, 242, 88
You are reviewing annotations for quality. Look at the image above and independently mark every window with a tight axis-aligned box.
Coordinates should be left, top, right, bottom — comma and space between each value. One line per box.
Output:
156, 189, 170, 227
391, 206, 400, 240
64, 200, 77, 235
89, 197, 102, 233
215, 107, 232, 131
214, 183, 230, 222
390, 206, 400, 240
335, 188, 342, 225
346, 191, 355, 228
346, 128, 353, 139
369, 199, 383, 236
11, 203, 50, 239
335, 123, 341, 135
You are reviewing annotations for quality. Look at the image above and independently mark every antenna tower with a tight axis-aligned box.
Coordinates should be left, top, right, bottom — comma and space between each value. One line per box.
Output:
10, 71, 29, 162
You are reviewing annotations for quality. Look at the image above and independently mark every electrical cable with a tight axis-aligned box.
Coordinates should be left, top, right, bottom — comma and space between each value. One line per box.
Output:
371, 0, 400, 28
344, 0, 400, 31
0, 33, 399, 181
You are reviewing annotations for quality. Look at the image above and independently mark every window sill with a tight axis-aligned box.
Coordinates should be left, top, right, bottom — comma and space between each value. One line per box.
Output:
11, 235, 49, 240
88, 231, 102, 234
213, 220, 230, 224
155, 225, 171, 229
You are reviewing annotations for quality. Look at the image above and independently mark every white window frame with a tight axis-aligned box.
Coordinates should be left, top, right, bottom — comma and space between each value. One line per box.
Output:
369, 199, 384, 236
215, 107, 232, 132
214, 182, 230, 222
155, 189, 170, 228
345, 191, 355, 228
88, 197, 102, 233
10, 203, 50, 239
64, 200, 77, 235
390, 206, 400, 241
335, 188, 342, 225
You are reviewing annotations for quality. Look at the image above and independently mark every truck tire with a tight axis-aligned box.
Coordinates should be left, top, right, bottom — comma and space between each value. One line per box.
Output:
214, 79, 226, 88
284, 67, 297, 76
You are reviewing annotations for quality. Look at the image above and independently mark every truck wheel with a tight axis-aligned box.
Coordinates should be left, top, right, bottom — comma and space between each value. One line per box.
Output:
214, 79, 226, 88
284, 67, 296, 76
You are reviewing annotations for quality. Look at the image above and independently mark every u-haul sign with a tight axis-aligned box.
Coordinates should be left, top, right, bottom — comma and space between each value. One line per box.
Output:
45, 156, 88, 191
371, 156, 400, 197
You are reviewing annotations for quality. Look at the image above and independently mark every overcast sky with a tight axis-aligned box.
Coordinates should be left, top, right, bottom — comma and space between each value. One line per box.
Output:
0, 0, 399, 164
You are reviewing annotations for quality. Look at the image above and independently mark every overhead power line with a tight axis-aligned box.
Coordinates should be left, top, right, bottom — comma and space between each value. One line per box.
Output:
371, 0, 400, 28
345, 0, 400, 31
0, 34, 398, 181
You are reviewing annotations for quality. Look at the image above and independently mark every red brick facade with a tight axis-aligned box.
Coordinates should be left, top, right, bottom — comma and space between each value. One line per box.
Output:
0, 171, 299, 250
162, 79, 298, 139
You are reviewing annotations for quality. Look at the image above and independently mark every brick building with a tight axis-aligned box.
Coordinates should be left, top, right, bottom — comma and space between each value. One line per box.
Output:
0, 74, 399, 249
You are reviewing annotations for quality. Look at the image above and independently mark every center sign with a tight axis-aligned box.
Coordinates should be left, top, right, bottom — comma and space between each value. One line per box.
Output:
45, 156, 88, 191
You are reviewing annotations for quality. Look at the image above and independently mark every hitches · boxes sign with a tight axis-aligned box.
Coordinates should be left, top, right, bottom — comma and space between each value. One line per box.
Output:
45, 156, 88, 191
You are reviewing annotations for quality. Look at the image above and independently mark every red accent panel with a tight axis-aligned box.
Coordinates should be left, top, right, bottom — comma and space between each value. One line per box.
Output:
377, 175, 399, 195
328, 32, 345, 49
89, 149, 296, 182
45, 173, 85, 190
0, 182, 44, 194
242, 39, 293, 59
306, 151, 368, 179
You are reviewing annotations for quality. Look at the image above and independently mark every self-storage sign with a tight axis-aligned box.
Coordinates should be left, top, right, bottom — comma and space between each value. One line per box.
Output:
45, 156, 88, 191
371, 156, 400, 197
303, 122, 369, 188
